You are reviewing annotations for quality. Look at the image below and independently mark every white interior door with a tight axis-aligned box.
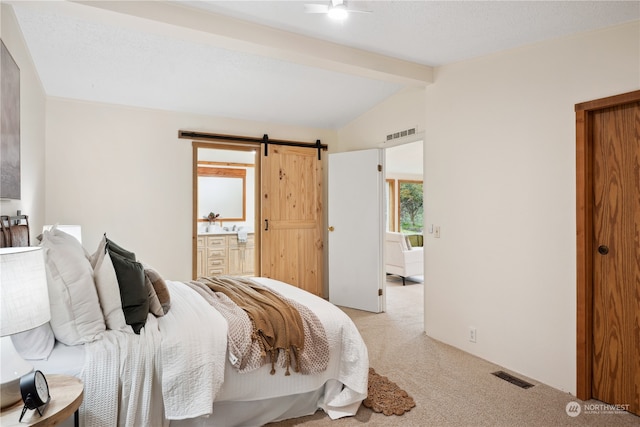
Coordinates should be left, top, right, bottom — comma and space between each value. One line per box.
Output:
328, 149, 385, 312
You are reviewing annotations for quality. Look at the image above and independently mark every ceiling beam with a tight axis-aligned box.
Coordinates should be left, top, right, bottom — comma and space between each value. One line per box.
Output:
71, 0, 433, 86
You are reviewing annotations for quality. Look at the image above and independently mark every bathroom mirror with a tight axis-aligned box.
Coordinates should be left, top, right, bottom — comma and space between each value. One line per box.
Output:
197, 166, 246, 222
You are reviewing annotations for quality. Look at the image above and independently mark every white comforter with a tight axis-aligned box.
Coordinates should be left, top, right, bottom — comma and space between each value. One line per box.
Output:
159, 280, 228, 419
81, 277, 369, 426
81, 316, 164, 427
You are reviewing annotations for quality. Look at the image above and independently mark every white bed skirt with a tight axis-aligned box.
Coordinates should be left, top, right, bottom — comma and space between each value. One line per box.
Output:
170, 388, 324, 427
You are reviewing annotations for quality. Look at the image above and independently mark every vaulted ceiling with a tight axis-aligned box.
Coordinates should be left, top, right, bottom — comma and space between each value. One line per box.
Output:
9, 1, 639, 129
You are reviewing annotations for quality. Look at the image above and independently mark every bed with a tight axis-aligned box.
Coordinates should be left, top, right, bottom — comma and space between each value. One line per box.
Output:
11, 225, 369, 427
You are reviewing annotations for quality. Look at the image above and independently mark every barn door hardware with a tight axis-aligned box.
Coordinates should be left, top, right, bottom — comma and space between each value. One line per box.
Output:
263, 134, 269, 157
179, 130, 327, 158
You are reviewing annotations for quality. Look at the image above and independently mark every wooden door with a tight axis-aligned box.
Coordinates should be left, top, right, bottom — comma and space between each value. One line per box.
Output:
576, 90, 640, 415
261, 145, 323, 297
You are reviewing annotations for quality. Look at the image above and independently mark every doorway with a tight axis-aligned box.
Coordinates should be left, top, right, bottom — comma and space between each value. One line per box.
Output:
385, 140, 425, 301
327, 140, 424, 313
575, 90, 640, 415
192, 142, 259, 279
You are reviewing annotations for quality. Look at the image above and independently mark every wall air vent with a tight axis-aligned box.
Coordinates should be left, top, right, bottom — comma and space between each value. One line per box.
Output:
386, 127, 416, 142
491, 371, 534, 389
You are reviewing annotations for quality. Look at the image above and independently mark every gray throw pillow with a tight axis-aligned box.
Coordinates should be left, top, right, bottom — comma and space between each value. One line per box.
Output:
109, 250, 149, 334
106, 237, 136, 260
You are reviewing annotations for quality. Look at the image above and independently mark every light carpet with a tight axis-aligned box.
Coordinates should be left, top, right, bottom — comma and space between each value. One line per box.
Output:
269, 276, 640, 426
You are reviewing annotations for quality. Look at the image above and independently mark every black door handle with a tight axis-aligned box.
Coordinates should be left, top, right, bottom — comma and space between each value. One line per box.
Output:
598, 245, 609, 255
265, 219, 269, 231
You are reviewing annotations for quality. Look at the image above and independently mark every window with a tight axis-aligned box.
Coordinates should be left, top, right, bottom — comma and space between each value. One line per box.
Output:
398, 180, 423, 233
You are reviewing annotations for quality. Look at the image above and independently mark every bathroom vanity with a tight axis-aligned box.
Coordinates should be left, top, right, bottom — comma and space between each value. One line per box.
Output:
196, 231, 255, 278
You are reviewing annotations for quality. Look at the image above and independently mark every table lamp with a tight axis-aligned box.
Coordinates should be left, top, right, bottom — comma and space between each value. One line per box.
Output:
0, 247, 50, 409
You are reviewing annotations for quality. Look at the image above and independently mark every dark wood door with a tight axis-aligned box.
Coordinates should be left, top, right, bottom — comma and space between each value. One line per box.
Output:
576, 91, 640, 413
589, 98, 640, 415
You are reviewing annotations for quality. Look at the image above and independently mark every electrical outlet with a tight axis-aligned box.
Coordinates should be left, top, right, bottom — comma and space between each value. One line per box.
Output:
434, 226, 441, 238
469, 327, 477, 343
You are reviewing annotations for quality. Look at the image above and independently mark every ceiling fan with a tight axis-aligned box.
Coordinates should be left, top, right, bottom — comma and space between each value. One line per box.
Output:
304, 0, 372, 20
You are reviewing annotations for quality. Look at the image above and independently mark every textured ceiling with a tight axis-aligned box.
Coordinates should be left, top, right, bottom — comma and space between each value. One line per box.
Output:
186, 1, 640, 66
9, 1, 639, 130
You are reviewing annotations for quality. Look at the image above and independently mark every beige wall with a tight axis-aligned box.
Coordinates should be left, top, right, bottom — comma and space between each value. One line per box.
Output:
0, 4, 46, 232
337, 86, 426, 152
45, 98, 336, 280
331, 20, 640, 396
423, 21, 640, 394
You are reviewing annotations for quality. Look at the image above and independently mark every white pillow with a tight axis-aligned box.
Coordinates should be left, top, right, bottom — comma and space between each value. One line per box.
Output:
40, 230, 106, 345
11, 323, 55, 360
92, 236, 132, 332
88, 233, 106, 269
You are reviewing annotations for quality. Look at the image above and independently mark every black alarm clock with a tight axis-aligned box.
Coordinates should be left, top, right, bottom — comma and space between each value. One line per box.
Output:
19, 370, 50, 422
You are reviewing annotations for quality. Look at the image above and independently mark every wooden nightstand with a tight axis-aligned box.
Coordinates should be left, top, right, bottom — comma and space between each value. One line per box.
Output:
0, 374, 83, 427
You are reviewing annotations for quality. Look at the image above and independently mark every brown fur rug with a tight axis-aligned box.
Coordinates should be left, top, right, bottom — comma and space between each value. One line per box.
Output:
363, 368, 416, 416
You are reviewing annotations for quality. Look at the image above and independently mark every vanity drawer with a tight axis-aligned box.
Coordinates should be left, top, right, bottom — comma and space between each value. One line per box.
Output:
208, 257, 225, 268
207, 236, 226, 248
207, 266, 225, 276
196, 236, 205, 247
207, 255, 226, 276
207, 248, 226, 258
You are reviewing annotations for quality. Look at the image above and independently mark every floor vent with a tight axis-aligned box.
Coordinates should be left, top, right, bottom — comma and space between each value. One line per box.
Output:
491, 371, 534, 389
386, 127, 416, 141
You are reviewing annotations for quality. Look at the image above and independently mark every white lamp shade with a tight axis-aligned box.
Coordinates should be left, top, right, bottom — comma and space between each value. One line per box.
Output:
0, 247, 51, 337
43, 224, 82, 244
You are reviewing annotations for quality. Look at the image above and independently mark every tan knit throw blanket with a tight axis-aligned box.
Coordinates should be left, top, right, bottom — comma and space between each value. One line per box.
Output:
187, 276, 329, 376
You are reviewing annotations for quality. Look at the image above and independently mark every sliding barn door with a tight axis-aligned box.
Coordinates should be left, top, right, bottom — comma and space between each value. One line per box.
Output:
261, 145, 323, 297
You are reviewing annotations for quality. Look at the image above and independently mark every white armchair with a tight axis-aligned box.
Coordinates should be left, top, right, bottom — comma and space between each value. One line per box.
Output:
385, 232, 423, 285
